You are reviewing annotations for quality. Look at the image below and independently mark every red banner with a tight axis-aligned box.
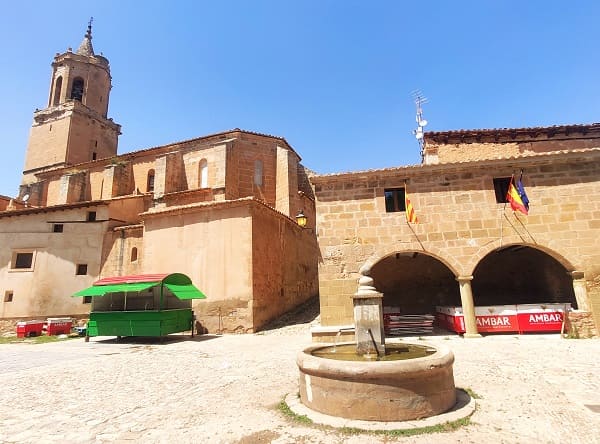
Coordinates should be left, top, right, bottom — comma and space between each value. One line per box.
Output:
435, 304, 570, 335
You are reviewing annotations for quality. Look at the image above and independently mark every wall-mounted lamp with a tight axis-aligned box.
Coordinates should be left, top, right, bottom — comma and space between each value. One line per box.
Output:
295, 210, 307, 228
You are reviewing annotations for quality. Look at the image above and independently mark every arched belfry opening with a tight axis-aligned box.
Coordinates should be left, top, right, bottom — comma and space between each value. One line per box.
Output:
53, 76, 62, 106
473, 245, 577, 308
370, 252, 460, 315
70, 77, 84, 101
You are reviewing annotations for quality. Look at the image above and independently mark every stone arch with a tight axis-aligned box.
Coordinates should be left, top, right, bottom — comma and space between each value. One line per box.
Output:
53, 76, 62, 106
361, 244, 462, 278
362, 246, 462, 316
472, 241, 579, 309
466, 239, 577, 276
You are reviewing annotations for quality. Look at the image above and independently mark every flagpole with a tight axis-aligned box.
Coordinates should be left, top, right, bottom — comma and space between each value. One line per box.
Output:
500, 174, 514, 247
500, 202, 506, 247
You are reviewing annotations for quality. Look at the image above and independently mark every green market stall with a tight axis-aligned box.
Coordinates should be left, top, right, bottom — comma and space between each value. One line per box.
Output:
73, 273, 206, 338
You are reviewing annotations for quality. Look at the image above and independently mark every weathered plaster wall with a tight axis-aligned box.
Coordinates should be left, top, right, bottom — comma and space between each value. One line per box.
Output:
0, 205, 109, 318
141, 201, 254, 333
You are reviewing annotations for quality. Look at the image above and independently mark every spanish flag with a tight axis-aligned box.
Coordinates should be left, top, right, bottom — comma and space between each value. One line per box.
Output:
405, 188, 418, 223
506, 176, 529, 215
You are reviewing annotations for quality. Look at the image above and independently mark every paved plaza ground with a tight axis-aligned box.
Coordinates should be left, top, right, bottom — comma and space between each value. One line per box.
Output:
1, 318, 599, 444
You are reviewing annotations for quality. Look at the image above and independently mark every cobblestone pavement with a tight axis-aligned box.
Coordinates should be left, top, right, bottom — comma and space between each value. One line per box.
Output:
1, 325, 599, 444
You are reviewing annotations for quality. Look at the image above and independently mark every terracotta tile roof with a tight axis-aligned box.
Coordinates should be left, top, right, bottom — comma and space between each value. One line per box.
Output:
425, 122, 600, 142
0, 200, 108, 219
140, 196, 299, 226
36, 128, 299, 178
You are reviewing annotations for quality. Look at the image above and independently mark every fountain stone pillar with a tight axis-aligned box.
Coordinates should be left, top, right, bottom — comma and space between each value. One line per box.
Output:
353, 266, 385, 357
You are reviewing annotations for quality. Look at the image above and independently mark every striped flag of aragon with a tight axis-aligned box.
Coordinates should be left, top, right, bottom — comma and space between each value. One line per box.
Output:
405, 188, 418, 223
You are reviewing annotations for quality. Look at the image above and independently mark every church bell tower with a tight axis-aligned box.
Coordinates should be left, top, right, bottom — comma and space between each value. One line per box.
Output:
21, 21, 121, 185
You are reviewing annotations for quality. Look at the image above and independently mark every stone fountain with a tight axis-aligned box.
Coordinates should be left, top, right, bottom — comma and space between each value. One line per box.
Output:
297, 266, 457, 421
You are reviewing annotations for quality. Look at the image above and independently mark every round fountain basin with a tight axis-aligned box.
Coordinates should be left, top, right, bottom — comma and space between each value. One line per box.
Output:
297, 342, 456, 421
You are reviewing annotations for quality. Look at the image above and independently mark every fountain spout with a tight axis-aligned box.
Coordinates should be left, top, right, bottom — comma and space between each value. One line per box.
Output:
367, 328, 384, 358
334, 326, 355, 352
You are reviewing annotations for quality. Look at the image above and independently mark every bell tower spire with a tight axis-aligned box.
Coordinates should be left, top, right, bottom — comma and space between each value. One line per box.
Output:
21, 21, 121, 187
76, 17, 95, 56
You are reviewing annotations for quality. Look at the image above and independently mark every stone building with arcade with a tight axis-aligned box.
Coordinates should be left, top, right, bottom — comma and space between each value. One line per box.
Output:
0, 25, 318, 333
311, 123, 600, 339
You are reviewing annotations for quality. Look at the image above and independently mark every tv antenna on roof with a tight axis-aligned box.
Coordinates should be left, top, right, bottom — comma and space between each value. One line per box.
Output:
412, 90, 428, 161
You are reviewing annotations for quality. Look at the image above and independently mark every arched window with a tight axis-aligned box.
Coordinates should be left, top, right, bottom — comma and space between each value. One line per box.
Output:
199, 159, 208, 188
70, 77, 84, 101
53, 76, 62, 106
146, 169, 155, 192
131, 247, 138, 262
254, 160, 263, 186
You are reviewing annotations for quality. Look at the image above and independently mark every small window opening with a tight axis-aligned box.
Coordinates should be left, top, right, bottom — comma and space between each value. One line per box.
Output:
199, 159, 208, 188
49, 124, 52, 132
12, 252, 33, 269
53, 76, 62, 106
94, 140, 98, 147
53, 224, 64, 233
131, 247, 138, 262
87, 211, 97, 222
76, 264, 88, 275
92, 152, 97, 160
384, 188, 406, 213
147, 170, 155, 192
493, 177, 512, 204
83, 296, 92, 304
70, 77, 84, 101
4, 291, 13, 302
254, 160, 263, 186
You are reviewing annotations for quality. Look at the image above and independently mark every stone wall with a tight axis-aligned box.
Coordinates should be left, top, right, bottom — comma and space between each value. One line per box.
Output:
251, 202, 319, 330
567, 311, 598, 338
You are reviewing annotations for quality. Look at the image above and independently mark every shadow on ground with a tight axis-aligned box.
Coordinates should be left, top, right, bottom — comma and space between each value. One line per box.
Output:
259, 296, 320, 332
92, 333, 222, 346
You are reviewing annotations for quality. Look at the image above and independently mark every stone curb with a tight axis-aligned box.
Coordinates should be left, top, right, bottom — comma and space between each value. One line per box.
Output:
284, 388, 476, 431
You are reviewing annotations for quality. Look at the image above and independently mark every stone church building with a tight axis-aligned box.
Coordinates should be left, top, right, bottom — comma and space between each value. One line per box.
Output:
0, 26, 319, 333
1, 25, 599, 337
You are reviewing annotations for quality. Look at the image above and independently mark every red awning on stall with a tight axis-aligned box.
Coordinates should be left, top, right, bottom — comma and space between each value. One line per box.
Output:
73, 273, 206, 300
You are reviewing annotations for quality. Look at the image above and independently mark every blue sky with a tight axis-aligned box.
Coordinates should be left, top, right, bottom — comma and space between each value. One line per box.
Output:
1, 1, 599, 197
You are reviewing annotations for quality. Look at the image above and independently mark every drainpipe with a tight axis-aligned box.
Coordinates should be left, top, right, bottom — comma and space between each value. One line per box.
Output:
117, 230, 125, 275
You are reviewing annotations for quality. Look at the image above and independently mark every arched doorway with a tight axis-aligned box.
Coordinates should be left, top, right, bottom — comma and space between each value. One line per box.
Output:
473, 245, 577, 308
371, 252, 460, 314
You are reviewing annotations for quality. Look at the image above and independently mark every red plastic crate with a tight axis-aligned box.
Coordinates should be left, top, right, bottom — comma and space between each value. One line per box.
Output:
46, 318, 72, 335
16, 321, 44, 338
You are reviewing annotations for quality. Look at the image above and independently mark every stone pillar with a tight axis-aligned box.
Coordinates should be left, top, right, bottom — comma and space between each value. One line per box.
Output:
570, 271, 590, 311
103, 163, 132, 198
457, 275, 481, 338
154, 151, 183, 199
353, 265, 385, 357
58, 171, 87, 204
